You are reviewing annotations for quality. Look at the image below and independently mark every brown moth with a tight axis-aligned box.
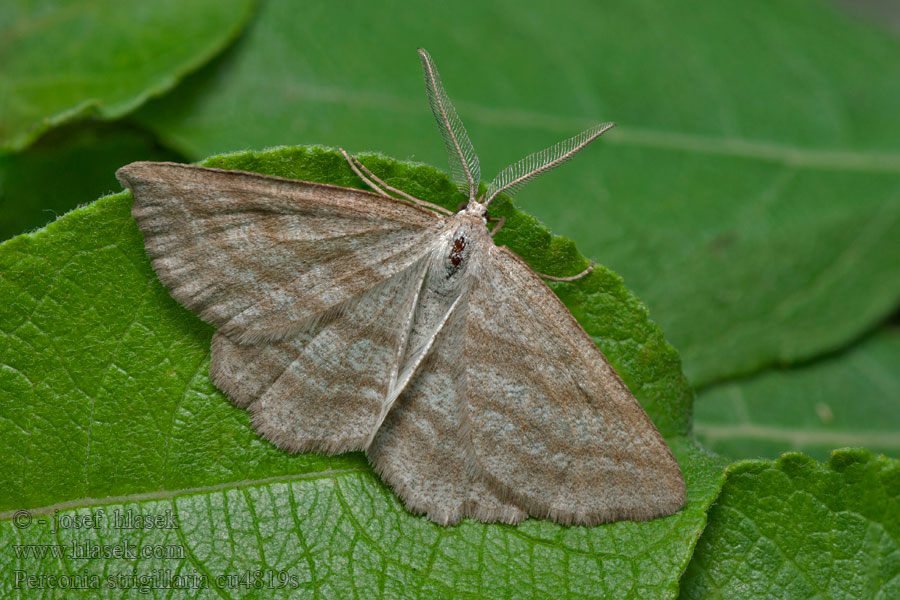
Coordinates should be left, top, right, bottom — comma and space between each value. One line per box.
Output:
116, 49, 685, 526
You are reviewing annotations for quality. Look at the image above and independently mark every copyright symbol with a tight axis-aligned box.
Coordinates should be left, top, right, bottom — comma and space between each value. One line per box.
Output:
13, 510, 31, 529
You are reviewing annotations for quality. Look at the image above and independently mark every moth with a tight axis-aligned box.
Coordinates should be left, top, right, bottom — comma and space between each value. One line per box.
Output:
117, 49, 685, 526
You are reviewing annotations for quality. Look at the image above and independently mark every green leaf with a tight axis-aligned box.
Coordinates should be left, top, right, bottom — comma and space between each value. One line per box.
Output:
0, 146, 724, 599
0, 122, 183, 242
0, 0, 256, 152
693, 326, 900, 461
0, 440, 723, 599
134, 0, 900, 387
679, 449, 900, 600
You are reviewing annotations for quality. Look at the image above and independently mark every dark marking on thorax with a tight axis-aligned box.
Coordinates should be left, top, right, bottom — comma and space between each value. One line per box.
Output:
447, 234, 468, 278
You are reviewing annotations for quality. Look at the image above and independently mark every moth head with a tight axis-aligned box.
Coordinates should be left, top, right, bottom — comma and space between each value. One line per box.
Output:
455, 200, 489, 223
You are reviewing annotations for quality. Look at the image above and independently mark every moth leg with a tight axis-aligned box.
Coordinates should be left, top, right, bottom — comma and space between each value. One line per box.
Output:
339, 148, 453, 216
340, 148, 392, 198
536, 261, 594, 282
488, 216, 506, 236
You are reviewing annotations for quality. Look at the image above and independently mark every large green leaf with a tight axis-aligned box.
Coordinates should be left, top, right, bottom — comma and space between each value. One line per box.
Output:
0, 0, 256, 152
679, 449, 900, 600
0, 440, 723, 599
693, 325, 900, 461
134, 0, 900, 387
0, 122, 183, 242
0, 146, 724, 598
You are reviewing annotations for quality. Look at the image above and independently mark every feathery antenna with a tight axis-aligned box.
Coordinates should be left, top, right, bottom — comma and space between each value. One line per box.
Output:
418, 48, 480, 203
485, 122, 615, 206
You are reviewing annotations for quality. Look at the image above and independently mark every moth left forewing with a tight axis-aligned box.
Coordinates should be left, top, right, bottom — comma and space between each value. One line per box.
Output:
118, 162, 444, 345
461, 245, 686, 525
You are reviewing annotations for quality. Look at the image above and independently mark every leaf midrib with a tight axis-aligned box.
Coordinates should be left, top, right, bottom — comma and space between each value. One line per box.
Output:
0, 468, 369, 518
693, 422, 900, 449
216, 82, 900, 172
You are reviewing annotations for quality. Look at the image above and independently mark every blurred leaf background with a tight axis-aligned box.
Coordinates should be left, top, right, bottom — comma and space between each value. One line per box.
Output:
1, 0, 899, 598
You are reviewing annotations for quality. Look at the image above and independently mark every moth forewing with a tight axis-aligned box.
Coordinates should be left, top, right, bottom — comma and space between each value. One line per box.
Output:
460, 242, 685, 524
118, 161, 445, 346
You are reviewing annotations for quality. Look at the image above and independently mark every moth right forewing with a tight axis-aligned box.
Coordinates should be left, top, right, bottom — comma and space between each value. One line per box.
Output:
461, 245, 686, 525
117, 161, 445, 343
